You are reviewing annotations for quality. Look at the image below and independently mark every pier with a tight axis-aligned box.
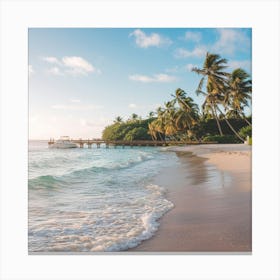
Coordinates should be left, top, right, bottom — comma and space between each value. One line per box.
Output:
48, 138, 217, 148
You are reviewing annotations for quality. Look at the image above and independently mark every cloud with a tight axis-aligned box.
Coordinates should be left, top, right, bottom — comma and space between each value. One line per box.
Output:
43, 56, 100, 76
43, 56, 61, 64
128, 103, 137, 108
29, 65, 34, 75
70, 99, 81, 103
129, 73, 177, 83
130, 29, 172, 48
48, 67, 64, 76
62, 56, 96, 75
175, 29, 250, 60
185, 63, 198, 72
213, 29, 250, 55
184, 31, 201, 42
174, 46, 207, 58
228, 60, 251, 72
51, 104, 103, 110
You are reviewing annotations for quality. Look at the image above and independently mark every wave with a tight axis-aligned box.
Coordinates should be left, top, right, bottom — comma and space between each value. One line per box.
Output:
29, 152, 154, 186
29, 183, 174, 252
28, 175, 67, 189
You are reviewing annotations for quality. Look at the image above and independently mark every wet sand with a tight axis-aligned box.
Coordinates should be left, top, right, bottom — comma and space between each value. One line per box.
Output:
133, 144, 252, 252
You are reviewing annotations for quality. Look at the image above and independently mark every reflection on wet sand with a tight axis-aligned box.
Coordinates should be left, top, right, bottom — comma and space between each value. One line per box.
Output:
133, 145, 251, 252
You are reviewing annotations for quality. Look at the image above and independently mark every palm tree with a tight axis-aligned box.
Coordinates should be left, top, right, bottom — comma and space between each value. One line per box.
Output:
150, 107, 166, 140
172, 88, 200, 129
163, 101, 177, 138
192, 52, 229, 135
129, 113, 139, 122
226, 68, 252, 126
148, 122, 157, 140
114, 116, 123, 123
170, 88, 201, 140
147, 111, 155, 118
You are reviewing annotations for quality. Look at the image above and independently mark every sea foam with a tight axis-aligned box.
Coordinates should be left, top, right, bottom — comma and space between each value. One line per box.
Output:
28, 141, 178, 252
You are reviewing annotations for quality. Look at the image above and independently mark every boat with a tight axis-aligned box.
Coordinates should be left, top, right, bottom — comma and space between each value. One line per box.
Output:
48, 136, 77, 149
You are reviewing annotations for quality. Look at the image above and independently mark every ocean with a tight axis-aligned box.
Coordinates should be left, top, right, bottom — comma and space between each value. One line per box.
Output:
28, 140, 179, 252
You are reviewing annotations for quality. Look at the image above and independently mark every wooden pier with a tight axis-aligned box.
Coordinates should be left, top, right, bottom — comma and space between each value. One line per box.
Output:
48, 139, 217, 148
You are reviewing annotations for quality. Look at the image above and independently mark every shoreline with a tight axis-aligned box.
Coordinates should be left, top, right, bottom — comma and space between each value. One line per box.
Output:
132, 144, 252, 252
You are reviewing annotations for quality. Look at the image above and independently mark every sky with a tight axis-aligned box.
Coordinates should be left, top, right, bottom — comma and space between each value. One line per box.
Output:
29, 28, 252, 139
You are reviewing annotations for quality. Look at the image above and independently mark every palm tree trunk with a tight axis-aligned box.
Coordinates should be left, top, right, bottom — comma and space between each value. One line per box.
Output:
241, 114, 252, 127
158, 132, 164, 141
216, 107, 245, 142
211, 105, 223, 136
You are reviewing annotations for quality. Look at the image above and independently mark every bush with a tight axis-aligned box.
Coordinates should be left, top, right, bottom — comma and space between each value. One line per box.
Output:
102, 118, 153, 141
202, 134, 241, 144
124, 127, 149, 141
238, 125, 252, 139
248, 137, 252, 145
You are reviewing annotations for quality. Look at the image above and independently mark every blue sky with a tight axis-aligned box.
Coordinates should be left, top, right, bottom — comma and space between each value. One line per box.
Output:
29, 28, 252, 139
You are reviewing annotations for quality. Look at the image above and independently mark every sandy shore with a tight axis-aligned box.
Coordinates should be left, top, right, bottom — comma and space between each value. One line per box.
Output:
132, 144, 252, 252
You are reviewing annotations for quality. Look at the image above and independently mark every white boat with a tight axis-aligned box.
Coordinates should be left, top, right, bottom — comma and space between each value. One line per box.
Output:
48, 136, 77, 149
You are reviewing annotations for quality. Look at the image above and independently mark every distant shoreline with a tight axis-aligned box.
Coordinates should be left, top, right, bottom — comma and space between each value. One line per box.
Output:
132, 144, 252, 252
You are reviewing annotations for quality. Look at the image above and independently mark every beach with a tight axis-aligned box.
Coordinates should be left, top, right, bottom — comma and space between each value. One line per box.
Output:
133, 144, 252, 252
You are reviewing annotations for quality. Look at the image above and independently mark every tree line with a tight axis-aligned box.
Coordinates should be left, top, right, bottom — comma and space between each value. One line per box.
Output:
102, 52, 252, 143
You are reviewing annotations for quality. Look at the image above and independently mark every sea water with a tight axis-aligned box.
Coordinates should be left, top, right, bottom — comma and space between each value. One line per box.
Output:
28, 140, 179, 252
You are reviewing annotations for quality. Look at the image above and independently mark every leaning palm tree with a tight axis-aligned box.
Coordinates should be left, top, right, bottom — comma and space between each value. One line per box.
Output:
171, 88, 201, 140
148, 122, 157, 140
163, 102, 178, 139
151, 107, 166, 140
192, 52, 229, 135
225, 68, 252, 126
172, 88, 200, 122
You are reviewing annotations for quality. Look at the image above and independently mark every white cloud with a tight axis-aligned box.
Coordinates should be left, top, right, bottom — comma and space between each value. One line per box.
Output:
130, 29, 172, 48
213, 29, 250, 55
128, 103, 137, 108
43, 56, 100, 76
29, 65, 34, 75
175, 29, 250, 60
51, 104, 103, 110
48, 67, 64, 76
184, 31, 201, 42
228, 60, 251, 72
62, 56, 95, 75
43, 56, 61, 64
129, 73, 177, 83
174, 46, 207, 58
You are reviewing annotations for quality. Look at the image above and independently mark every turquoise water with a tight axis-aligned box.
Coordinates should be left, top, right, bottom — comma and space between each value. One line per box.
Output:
28, 140, 179, 252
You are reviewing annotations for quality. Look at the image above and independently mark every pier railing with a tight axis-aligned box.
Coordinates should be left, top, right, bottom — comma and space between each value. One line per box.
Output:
48, 139, 217, 148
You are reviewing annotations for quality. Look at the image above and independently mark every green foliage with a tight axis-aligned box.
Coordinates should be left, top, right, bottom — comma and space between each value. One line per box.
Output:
202, 134, 241, 144
102, 52, 252, 142
124, 127, 148, 141
198, 117, 251, 137
102, 118, 153, 141
248, 137, 252, 145
238, 125, 252, 139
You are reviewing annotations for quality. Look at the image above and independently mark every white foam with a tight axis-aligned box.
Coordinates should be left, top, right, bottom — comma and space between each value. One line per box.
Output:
28, 143, 178, 252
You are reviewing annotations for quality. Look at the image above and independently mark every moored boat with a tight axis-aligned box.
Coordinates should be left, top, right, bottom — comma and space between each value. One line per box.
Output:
48, 136, 77, 149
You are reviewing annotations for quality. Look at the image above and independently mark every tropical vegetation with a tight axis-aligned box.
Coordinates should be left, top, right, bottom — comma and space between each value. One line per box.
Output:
102, 52, 252, 143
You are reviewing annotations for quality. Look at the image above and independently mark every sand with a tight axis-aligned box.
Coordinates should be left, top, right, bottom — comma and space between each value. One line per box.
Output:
132, 144, 252, 252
